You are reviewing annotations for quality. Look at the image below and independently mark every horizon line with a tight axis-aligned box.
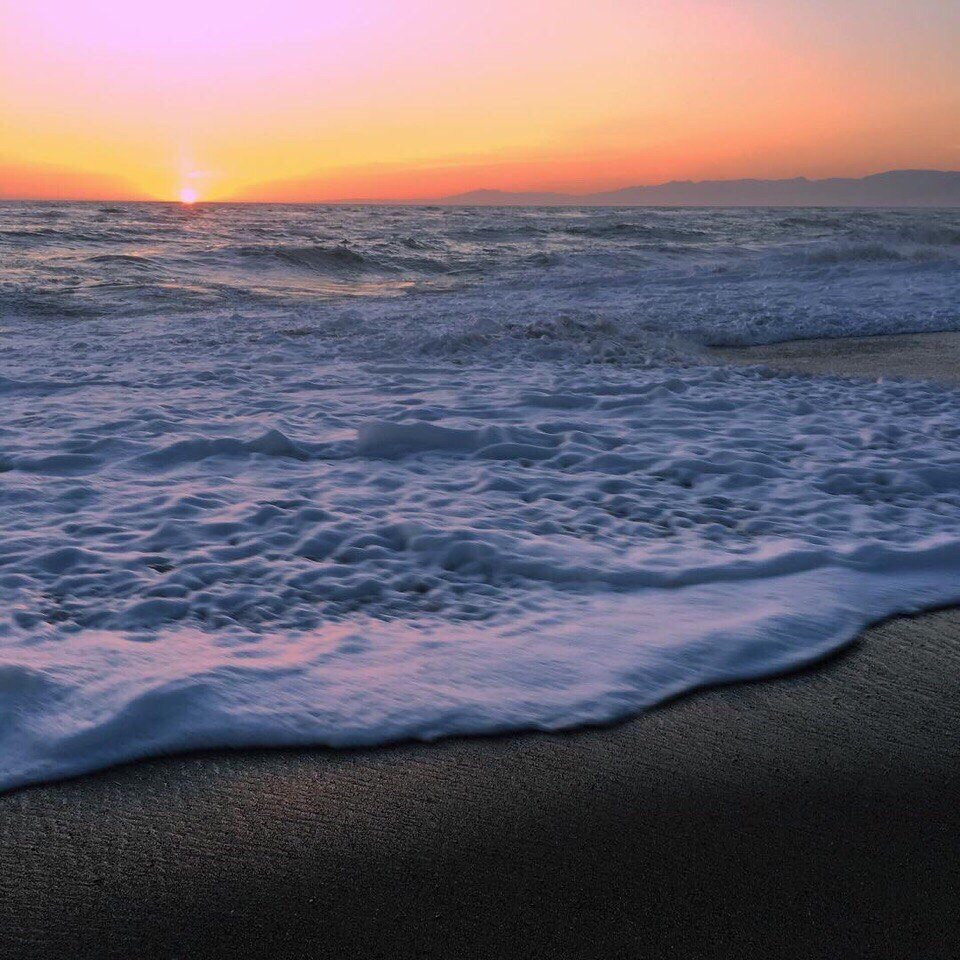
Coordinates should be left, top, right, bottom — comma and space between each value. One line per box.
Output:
2, 167, 958, 206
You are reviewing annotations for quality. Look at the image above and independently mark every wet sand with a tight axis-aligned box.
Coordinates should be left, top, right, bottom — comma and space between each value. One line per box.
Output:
3, 334, 960, 959
711, 330, 960, 384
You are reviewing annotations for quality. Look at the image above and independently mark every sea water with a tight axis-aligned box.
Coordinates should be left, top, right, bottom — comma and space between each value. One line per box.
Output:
2, 202, 960, 790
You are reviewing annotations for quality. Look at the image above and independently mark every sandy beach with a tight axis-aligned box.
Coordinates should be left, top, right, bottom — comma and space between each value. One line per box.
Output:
2, 609, 958, 959
2, 334, 958, 959
711, 330, 960, 384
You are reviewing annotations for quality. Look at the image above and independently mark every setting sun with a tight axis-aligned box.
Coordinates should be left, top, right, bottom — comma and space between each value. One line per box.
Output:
179, 188, 198, 204
1, 1, 957, 202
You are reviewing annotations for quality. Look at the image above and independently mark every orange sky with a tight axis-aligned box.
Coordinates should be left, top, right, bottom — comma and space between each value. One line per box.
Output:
1, 0, 958, 202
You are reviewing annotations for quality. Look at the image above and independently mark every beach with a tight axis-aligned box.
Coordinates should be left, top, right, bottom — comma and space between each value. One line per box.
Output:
3, 336, 959, 958
712, 330, 960, 385
2, 591, 958, 959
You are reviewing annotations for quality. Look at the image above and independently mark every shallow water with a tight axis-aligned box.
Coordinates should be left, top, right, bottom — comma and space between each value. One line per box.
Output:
2, 203, 960, 791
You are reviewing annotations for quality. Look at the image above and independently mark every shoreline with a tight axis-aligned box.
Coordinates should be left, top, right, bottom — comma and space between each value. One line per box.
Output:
2, 606, 958, 958
2, 333, 960, 958
710, 330, 960, 384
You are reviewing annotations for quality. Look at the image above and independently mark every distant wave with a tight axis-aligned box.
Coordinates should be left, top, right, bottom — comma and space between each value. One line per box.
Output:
1, 203, 959, 349
561, 222, 707, 241
86, 253, 158, 269
237, 243, 376, 273
231, 243, 457, 280
888, 223, 960, 246
797, 241, 959, 265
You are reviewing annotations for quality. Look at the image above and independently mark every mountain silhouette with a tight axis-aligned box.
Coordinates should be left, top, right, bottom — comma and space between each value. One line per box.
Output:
436, 170, 960, 207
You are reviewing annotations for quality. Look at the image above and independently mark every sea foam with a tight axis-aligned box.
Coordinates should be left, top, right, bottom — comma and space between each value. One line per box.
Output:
1, 203, 960, 790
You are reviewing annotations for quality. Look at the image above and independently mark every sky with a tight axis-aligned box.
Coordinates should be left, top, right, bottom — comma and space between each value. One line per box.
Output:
1, 0, 958, 202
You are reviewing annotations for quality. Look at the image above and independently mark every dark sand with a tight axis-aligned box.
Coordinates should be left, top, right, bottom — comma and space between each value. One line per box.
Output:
711, 330, 960, 384
3, 335, 959, 960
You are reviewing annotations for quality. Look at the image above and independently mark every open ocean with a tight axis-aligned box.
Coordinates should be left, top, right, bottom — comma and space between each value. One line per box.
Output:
2, 201, 960, 790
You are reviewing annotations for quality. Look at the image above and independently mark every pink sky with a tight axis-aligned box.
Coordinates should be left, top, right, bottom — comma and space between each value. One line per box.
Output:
1, 0, 958, 201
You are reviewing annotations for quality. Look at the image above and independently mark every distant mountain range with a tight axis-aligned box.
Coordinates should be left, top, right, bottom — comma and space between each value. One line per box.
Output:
426, 171, 960, 207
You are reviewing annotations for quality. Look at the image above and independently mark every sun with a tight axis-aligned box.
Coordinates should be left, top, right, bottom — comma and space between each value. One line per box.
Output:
179, 188, 198, 204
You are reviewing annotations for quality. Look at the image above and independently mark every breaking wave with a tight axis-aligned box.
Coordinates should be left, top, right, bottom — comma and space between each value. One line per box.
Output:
236, 243, 378, 273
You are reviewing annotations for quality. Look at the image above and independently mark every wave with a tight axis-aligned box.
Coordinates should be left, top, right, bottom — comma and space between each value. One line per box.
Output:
888, 223, 960, 246
796, 241, 958, 265
86, 253, 159, 270
241, 243, 375, 273
3, 337, 960, 789
232, 242, 459, 277
2, 203, 960, 352
562, 222, 707, 241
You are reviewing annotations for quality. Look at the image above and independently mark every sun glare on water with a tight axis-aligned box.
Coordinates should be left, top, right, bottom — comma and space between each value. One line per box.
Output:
179, 188, 198, 204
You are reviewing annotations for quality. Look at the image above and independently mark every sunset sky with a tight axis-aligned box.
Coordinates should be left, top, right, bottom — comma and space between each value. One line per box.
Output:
1, 0, 958, 202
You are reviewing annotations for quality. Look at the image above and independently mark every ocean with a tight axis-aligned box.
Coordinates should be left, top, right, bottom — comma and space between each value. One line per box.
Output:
2, 201, 960, 790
